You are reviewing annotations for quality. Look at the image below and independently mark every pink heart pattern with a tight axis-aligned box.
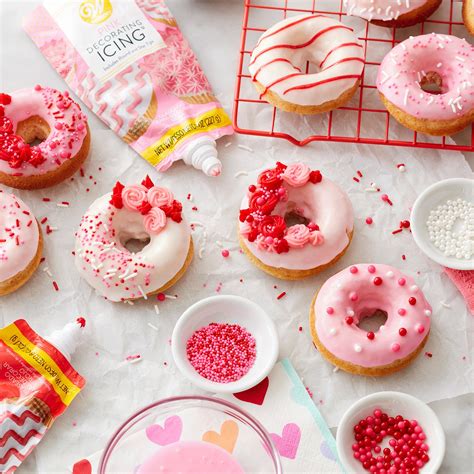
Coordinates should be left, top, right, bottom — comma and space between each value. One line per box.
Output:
270, 423, 301, 460
146, 415, 183, 446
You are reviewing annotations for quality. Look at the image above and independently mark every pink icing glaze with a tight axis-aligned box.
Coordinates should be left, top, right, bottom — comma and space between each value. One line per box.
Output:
147, 186, 174, 208
239, 170, 353, 270
0, 191, 39, 282
314, 264, 432, 368
344, 0, 428, 21
377, 34, 474, 120
0, 87, 88, 176
122, 185, 148, 212
137, 441, 244, 474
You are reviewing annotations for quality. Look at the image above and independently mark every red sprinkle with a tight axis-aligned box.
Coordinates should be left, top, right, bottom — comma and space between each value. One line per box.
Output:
277, 291, 286, 300
157, 293, 166, 302
221, 249, 230, 258
366, 217, 373, 225
381, 194, 393, 206
52, 281, 59, 291
392, 228, 403, 235
186, 322, 256, 383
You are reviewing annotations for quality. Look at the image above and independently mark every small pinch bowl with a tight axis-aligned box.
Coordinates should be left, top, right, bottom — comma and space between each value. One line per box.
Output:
336, 391, 445, 474
171, 295, 279, 393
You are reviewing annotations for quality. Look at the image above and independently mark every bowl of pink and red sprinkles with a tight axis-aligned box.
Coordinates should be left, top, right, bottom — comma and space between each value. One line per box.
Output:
171, 295, 279, 393
336, 391, 445, 474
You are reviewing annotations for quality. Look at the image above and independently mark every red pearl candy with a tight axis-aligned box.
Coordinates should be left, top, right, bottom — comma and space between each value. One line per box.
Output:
399, 328, 407, 336
373, 277, 383, 286
398, 278, 406, 286
346, 316, 354, 325
248, 184, 256, 192
409, 297, 417, 306
367, 332, 375, 340
351, 409, 430, 474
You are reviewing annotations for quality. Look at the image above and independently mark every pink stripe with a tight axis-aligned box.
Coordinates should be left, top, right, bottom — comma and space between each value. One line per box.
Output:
95, 81, 112, 116
283, 74, 361, 94
319, 42, 363, 69
250, 25, 353, 66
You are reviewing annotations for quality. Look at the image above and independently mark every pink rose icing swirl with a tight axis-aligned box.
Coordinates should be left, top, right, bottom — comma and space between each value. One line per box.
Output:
309, 230, 325, 246
144, 207, 167, 234
282, 163, 311, 187
122, 185, 148, 211
147, 186, 174, 208
285, 224, 310, 248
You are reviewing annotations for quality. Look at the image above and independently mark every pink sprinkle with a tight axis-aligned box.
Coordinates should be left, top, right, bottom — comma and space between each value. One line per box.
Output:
350, 266, 358, 274
398, 278, 406, 286
368, 265, 376, 274
365, 217, 373, 225
326, 306, 334, 315
391, 343, 400, 352
349, 292, 358, 302
221, 249, 230, 258
186, 322, 256, 383
398, 308, 406, 316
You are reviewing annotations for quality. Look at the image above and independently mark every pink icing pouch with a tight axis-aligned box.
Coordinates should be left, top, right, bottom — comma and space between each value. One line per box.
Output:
23, 0, 233, 176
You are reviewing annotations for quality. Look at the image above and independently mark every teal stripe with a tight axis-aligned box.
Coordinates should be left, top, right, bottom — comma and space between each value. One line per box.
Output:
281, 358, 346, 473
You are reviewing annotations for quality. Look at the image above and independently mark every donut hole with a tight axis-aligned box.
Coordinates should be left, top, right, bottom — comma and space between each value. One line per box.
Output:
16, 116, 51, 146
284, 209, 310, 227
357, 309, 388, 333
122, 236, 151, 254
420, 71, 443, 95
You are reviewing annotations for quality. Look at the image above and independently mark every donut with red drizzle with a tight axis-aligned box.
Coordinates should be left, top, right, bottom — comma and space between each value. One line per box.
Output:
310, 264, 432, 376
0, 190, 42, 296
238, 162, 354, 279
0, 86, 90, 189
74, 176, 193, 302
249, 14, 365, 114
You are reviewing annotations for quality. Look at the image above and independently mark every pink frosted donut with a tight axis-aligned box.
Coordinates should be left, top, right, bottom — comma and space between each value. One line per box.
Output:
310, 264, 432, 376
377, 34, 474, 136
75, 177, 192, 302
238, 162, 354, 279
0, 190, 42, 296
0, 86, 90, 189
249, 14, 365, 114
344, 0, 441, 27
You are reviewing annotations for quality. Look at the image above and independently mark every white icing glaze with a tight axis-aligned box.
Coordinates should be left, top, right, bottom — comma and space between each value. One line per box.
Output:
249, 14, 365, 106
0, 191, 39, 282
74, 193, 191, 302
239, 175, 353, 270
344, 0, 428, 22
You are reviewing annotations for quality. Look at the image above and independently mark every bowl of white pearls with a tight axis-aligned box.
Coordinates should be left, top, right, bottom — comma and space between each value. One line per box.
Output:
411, 178, 473, 270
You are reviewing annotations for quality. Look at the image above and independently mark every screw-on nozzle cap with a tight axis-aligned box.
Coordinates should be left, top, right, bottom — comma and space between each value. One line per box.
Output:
46, 317, 86, 361
182, 137, 222, 177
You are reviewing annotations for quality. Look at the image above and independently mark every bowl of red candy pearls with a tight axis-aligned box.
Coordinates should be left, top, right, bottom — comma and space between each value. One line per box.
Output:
336, 391, 445, 474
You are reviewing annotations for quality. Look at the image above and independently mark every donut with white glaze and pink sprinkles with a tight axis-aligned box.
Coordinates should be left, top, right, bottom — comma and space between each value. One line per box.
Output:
238, 162, 354, 280
0, 86, 90, 189
344, 0, 441, 28
310, 264, 432, 376
74, 176, 193, 302
248, 14, 365, 114
377, 34, 474, 136
0, 190, 42, 296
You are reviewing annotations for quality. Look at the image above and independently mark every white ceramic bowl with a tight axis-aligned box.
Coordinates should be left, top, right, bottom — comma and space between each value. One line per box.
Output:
171, 295, 279, 393
336, 391, 445, 474
411, 178, 473, 270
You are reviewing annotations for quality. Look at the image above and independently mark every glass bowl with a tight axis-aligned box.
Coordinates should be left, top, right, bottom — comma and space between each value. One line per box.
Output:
99, 395, 282, 473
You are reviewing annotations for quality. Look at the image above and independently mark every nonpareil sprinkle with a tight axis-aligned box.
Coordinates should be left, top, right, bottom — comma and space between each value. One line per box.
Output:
186, 322, 256, 383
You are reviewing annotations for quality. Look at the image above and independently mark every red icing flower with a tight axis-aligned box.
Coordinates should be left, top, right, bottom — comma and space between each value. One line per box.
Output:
257, 168, 283, 190
239, 208, 251, 223
138, 201, 152, 215
309, 170, 322, 184
162, 200, 183, 223
248, 190, 278, 214
0, 94, 12, 105
276, 238, 289, 254
141, 175, 155, 189
258, 215, 286, 239
110, 181, 125, 209
0, 116, 13, 134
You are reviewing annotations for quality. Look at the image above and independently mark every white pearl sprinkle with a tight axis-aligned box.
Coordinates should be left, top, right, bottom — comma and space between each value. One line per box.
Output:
354, 344, 362, 353
347, 309, 355, 317
426, 198, 473, 260
386, 271, 394, 278
329, 328, 337, 336
424, 309, 432, 317
410, 285, 418, 292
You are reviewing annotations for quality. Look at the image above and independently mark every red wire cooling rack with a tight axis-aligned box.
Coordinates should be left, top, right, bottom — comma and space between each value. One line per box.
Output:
233, 0, 474, 151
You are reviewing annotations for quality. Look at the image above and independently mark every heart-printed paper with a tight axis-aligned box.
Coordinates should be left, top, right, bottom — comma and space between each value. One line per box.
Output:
145, 415, 182, 446
233, 377, 269, 405
202, 420, 239, 454
270, 423, 301, 460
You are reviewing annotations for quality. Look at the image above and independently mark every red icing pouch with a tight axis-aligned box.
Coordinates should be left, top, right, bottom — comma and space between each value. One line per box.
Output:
0, 319, 85, 472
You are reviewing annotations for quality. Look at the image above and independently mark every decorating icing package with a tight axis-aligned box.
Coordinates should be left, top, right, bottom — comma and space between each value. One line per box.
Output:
0, 0, 473, 473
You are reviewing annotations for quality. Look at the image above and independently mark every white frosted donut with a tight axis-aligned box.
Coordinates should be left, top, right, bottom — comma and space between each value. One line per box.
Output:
249, 14, 364, 112
238, 162, 353, 279
75, 178, 192, 302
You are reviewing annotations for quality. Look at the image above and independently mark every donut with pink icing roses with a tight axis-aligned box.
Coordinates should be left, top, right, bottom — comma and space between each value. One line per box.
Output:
310, 264, 432, 376
74, 176, 193, 302
238, 162, 354, 279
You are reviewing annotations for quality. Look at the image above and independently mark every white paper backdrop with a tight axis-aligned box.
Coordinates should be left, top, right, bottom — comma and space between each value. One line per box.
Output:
0, 1, 473, 472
